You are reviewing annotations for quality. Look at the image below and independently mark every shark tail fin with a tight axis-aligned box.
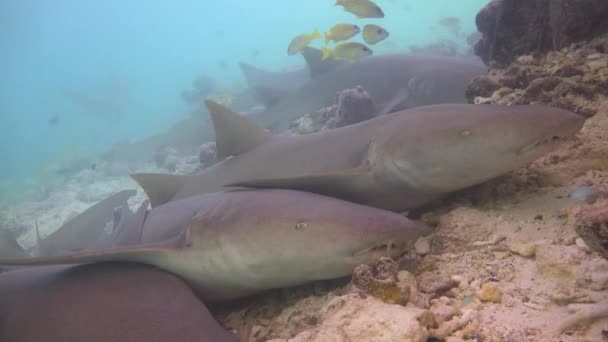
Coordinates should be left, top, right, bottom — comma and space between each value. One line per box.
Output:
130, 173, 187, 208
0, 228, 28, 259
0, 236, 186, 268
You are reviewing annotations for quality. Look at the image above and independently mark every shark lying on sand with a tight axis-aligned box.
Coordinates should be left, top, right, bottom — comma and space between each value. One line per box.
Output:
0, 189, 428, 301
133, 101, 584, 211
101, 52, 486, 164
36, 189, 136, 257
239, 62, 308, 93
246, 53, 487, 132
239, 47, 343, 93
0, 262, 237, 342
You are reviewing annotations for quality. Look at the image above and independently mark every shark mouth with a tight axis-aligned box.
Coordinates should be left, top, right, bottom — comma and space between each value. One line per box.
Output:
517, 134, 565, 156
353, 240, 397, 258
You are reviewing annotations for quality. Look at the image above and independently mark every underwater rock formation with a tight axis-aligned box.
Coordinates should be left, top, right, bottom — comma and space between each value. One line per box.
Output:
466, 33, 608, 117
289, 85, 376, 134
474, 0, 608, 67
198, 142, 217, 167
575, 202, 608, 259
154, 144, 179, 171
327, 86, 375, 129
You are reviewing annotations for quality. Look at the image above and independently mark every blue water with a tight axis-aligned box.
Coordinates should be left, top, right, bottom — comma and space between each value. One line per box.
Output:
0, 0, 489, 201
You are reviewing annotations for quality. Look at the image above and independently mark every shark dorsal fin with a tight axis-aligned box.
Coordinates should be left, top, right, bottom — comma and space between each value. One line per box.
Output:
251, 86, 288, 109
301, 46, 343, 78
131, 173, 187, 208
204, 100, 272, 160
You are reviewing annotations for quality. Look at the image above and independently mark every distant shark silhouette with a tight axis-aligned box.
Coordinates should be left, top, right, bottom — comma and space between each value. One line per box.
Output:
102, 50, 486, 162
63, 74, 132, 124
239, 46, 346, 108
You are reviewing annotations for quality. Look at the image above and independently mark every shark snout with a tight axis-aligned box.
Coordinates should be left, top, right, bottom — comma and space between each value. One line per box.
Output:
348, 214, 431, 260
517, 108, 585, 155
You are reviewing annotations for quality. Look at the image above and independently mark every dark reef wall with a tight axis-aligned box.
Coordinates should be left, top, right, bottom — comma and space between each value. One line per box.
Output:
474, 0, 608, 67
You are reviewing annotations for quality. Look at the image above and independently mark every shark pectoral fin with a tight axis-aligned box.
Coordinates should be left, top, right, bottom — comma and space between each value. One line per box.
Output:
204, 100, 273, 160
130, 173, 186, 208
377, 88, 410, 116
227, 167, 373, 201
105, 200, 149, 247
250, 86, 288, 109
0, 232, 188, 267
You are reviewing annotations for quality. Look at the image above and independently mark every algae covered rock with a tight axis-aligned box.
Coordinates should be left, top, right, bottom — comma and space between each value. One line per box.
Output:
574, 203, 608, 259
289, 86, 377, 134
474, 0, 608, 67
288, 294, 431, 342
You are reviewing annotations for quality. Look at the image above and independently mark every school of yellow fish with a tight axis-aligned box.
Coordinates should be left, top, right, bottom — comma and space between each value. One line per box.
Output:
288, 0, 390, 62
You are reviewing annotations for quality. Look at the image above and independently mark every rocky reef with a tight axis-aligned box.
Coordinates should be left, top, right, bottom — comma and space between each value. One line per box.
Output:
198, 142, 218, 168
467, 34, 608, 117
207, 4, 608, 341
474, 0, 608, 67
289, 86, 376, 134
211, 90, 608, 340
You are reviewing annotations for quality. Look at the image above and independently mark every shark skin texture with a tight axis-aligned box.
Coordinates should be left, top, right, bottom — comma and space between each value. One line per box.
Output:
133, 102, 584, 212
0, 262, 238, 342
0, 189, 430, 301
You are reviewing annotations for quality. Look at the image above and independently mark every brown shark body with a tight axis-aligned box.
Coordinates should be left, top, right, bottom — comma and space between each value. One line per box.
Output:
132, 102, 584, 212
0, 189, 427, 301
239, 47, 345, 94
246, 53, 487, 132
0, 262, 237, 342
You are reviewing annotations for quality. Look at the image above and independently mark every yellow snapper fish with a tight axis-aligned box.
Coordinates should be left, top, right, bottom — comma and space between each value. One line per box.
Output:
209, 92, 233, 106
322, 42, 372, 62
335, 0, 384, 19
324, 23, 361, 46
288, 28, 322, 55
362, 24, 390, 45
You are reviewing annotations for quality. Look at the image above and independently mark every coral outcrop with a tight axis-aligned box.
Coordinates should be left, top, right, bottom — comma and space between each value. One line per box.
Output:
467, 34, 608, 117
474, 0, 608, 67
289, 86, 375, 134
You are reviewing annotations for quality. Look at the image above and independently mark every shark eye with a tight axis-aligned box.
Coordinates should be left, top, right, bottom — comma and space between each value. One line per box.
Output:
295, 222, 308, 230
461, 129, 472, 137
